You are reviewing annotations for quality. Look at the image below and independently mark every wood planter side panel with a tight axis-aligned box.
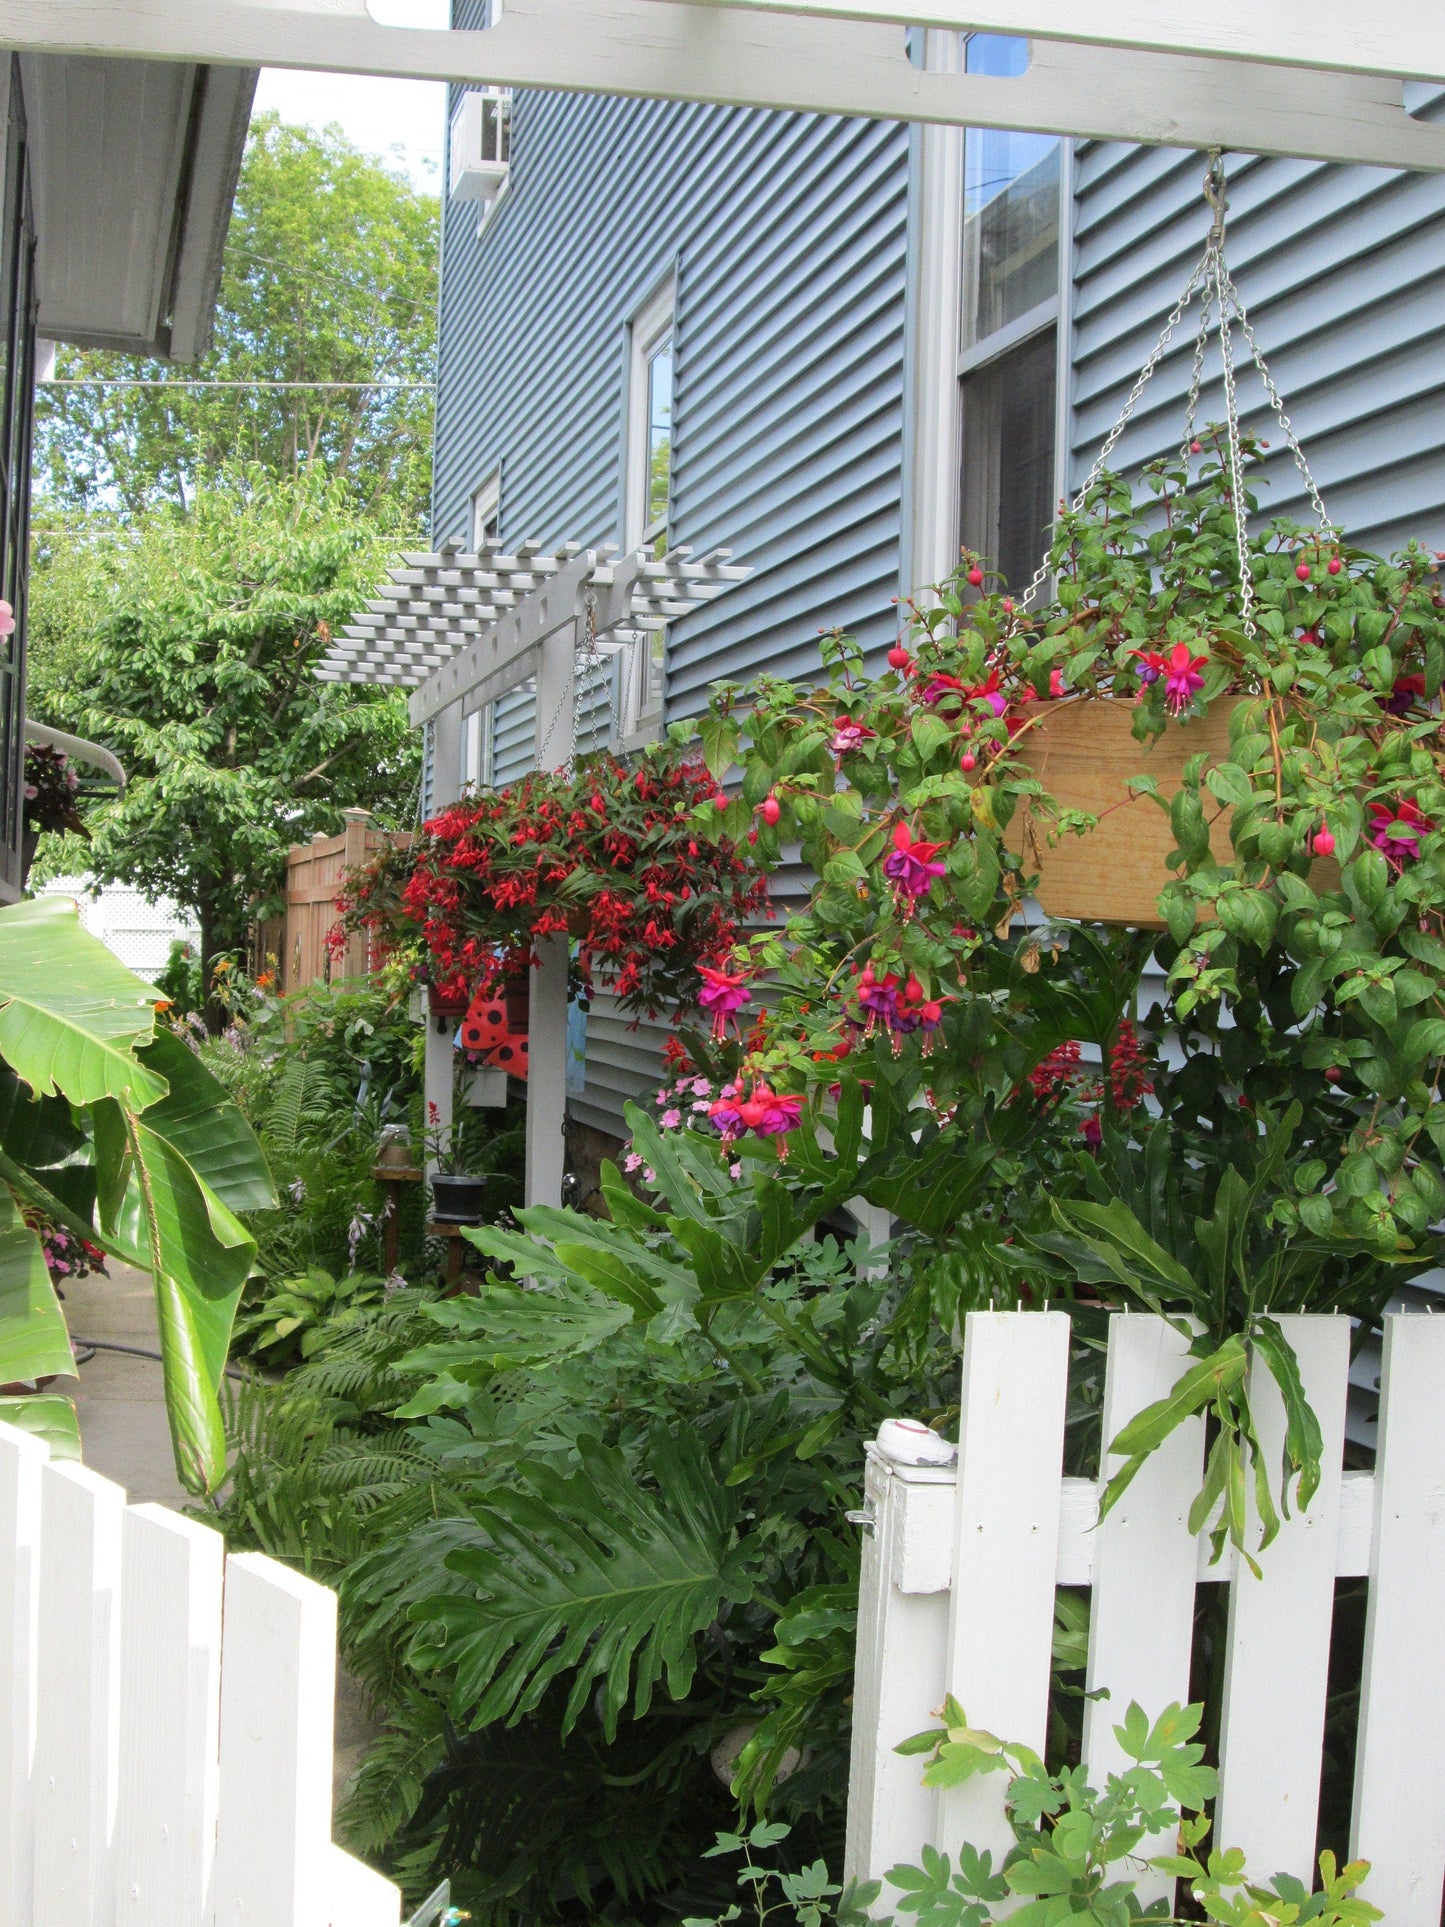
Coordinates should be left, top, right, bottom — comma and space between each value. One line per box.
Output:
1014, 701, 1230, 929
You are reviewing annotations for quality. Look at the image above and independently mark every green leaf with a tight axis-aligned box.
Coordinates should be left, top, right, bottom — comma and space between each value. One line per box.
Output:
0, 1189, 75, 1386
1205, 763, 1253, 808
418, 1426, 754, 1740
1108, 1339, 1247, 1462
0, 1393, 81, 1459
132, 1028, 277, 1212
0, 898, 164, 1109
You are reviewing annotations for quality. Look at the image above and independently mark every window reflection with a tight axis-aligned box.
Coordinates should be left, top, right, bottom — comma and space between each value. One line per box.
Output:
962, 34, 1061, 347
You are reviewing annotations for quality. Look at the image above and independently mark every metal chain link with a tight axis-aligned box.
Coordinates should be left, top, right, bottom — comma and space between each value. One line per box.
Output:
1019, 148, 1335, 629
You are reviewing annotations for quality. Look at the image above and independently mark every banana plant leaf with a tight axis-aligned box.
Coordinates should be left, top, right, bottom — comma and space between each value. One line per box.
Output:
0, 1188, 74, 1387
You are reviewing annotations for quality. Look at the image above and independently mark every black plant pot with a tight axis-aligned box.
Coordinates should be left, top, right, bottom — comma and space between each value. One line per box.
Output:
430, 1174, 486, 1224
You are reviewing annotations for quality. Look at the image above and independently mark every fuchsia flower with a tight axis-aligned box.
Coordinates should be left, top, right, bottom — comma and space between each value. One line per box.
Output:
920, 672, 967, 709
708, 1079, 803, 1154
1161, 643, 1209, 714
830, 718, 876, 756
883, 821, 948, 902
707, 1082, 748, 1140
1385, 674, 1427, 717
1049, 668, 1067, 699
1132, 649, 1164, 687
696, 963, 752, 1040
1369, 798, 1433, 865
964, 670, 1009, 718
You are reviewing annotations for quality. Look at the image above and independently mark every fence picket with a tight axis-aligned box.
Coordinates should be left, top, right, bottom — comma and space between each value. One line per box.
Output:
32, 1460, 125, 1927
843, 1452, 949, 1886
1215, 1315, 1349, 1883
938, 1311, 1070, 1867
112, 1504, 224, 1926
210, 1551, 339, 1927
1082, 1315, 1203, 1907
0, 1422, 46, 1925
326, 1842, 403, 1926
1350, 1312, 1445, 1927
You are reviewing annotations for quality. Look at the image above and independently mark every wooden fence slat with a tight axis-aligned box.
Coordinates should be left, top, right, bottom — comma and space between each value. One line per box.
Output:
325, 1843, 402, 1926
938, 1311, 1070, 1866
844, 1454, 949, 1886
1215, 1315, 1350, 1884
210, 1552, 339, 1927
112, 1504, 224, 1927
0, 1421, 46, 1925
32, 1460, 126, 1927
1351, 1311, 1445, 1927
1082, 1315, 1203, 1907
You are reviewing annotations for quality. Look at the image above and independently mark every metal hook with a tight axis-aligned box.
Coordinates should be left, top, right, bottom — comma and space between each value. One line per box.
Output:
1203, 146, 1227, 251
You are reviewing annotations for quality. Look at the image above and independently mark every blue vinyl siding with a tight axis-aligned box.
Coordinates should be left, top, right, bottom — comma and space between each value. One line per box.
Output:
435, 12, 909, 1130
1068, 128, 1445, 556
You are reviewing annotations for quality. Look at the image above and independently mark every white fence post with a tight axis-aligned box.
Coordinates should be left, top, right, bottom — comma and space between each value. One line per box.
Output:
938, 1310, 1070, 1869
32, 1460, 126, 1927
209, 1552, 340, 1927
112, 1504, 224, 1926
843, 1449, 951, 1886
0, 1422, 45, 1925
1351, 1311, 1445, 1927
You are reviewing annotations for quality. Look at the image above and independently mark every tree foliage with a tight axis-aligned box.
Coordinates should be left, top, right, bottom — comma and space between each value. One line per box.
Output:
35, 114, 439, 523
27, 468, 419, 991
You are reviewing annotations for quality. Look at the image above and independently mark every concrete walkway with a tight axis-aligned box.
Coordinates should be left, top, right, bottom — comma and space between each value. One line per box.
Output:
53, 1261, 376, 1804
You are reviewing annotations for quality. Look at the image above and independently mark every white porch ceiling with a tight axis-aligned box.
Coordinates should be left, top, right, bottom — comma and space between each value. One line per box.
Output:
0, 0, 1441, 172
21, 54, 255, 361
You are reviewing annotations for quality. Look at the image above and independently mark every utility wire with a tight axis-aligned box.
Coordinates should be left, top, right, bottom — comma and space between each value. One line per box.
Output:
41, 378, 435, 390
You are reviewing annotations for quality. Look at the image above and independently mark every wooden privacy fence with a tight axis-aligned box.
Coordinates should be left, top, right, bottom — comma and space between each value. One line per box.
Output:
253, 811, 410, 996
0, 1420, 401, 1927
847, 1310, 1445, 1925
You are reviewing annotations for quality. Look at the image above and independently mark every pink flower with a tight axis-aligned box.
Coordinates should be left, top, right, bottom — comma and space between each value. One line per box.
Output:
830, 719, 876, 755
1132, 649, 1164, 687
1161, 642, 1208, 714
660, 1107, 682, 1128
964, 670, 1009, 718
0, 600, 15, 638
1079, 1115, 1103, 1146
883, 821, 948, 901
690, 1077, 712, 1097
697, 963, 752, 1040
1049, 668, 1066, 699
738, 1083, 804, 1143
920, 672, 967, 709
1369, 798, 1433, 864
623, 1151, 644, 1173
728, 1162, 743, 1180
708, 1081, 748, 1141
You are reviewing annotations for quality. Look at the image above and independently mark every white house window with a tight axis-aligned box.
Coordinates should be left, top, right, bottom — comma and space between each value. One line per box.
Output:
623, 280, 675, 731
464, 470, 500, 787
957, 34, 1062, 598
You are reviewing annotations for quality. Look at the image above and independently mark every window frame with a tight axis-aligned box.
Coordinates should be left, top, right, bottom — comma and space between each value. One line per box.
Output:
620, 276, 676, 739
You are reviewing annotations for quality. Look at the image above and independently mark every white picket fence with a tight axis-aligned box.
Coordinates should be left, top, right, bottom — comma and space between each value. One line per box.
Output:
847, 1311, 1445, 1924
0, 1420, 402, 1926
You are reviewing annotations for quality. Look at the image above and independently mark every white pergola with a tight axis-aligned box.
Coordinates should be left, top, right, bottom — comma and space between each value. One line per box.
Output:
19, 0, 1444, 1207
3, 3, 1444, 172
319, 541, 748, 1208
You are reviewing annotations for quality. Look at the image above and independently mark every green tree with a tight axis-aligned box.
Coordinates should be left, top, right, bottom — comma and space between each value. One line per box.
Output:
35, 114, 438, 523
28, 468, 419, 1016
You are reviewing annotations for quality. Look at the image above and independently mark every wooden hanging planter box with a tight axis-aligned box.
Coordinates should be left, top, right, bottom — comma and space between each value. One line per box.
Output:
1012, 699, 1337, 928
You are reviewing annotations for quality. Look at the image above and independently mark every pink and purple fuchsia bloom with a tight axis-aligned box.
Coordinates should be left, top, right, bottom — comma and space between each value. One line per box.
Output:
883, 822, 948, 903
1369, 798, 1433, 865
830, 718, 876, 756
707, 1080, 804, 1154
1135, 643, 1209, 713
696, 963, 753, 1040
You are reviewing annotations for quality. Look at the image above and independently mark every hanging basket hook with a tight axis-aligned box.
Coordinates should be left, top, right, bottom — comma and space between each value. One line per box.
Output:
1203, 146, 1228, 251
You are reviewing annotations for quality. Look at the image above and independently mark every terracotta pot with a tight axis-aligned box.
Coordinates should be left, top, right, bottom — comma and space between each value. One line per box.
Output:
1012, 699, 1339, 928
504, 976, 530, 1032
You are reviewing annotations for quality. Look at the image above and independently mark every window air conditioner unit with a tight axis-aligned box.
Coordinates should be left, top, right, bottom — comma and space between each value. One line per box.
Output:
450, 90, 511, 232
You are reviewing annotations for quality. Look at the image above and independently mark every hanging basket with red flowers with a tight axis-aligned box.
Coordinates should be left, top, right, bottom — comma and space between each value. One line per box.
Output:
340, 747, 767, 1022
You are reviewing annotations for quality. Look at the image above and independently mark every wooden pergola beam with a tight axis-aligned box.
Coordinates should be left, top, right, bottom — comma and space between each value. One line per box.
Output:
1, 0, 1443, 170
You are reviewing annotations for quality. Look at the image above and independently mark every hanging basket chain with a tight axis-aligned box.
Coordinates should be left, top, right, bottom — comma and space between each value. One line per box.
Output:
1018, 148, 1335, 630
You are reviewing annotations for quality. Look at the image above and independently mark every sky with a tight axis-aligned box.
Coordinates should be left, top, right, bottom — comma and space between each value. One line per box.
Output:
251, 0, 453, 194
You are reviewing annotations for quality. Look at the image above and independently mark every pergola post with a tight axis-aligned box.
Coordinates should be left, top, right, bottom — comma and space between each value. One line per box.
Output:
524, 627, 577, 1208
